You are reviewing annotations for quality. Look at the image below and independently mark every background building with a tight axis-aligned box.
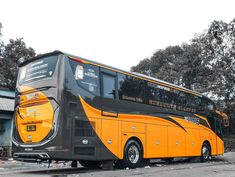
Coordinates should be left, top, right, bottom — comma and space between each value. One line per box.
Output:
0, 89, 15, 158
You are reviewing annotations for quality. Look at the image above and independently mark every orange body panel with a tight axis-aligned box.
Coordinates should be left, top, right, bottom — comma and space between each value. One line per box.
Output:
16, 87, 224, 159
101, 119, 120, 158
216, 137, 224, 155
146, 124, 167, 158
185, 128, 200, 156
16, 86, 54, 143
168, 126, 186, 157
79, 96, 224, 159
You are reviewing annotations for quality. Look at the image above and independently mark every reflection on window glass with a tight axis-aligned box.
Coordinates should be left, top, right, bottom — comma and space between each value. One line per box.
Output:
145, 82, 175, 109
103, 74, 115, 99
118, 74, 144, 103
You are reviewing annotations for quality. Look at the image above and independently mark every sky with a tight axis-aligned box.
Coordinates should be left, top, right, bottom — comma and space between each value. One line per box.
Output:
0, 0, 234, 71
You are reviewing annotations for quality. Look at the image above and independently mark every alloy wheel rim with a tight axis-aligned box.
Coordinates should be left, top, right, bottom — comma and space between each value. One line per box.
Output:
202, 146, 209, 159
128, 145, 140, 164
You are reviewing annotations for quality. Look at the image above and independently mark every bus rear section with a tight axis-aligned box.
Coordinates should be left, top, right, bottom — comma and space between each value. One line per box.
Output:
12, 52, 66, 162
12, 52, 117, 164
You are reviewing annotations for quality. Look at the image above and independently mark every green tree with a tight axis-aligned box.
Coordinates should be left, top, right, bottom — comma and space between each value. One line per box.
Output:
0, 22, 2, 37
151, 46, 184, 85
131, 58, 151, 75
0, 38, 36, 90
131, 45, 184, 85
179, 43, 210, 91
0, 22, 3, 56
195, 19, 235, 132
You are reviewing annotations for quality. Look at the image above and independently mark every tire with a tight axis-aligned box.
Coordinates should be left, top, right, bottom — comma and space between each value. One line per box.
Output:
201, 143, 210, 162
71, 160, 78, 168
117, 140, 143, 169
79, 160, 102, 168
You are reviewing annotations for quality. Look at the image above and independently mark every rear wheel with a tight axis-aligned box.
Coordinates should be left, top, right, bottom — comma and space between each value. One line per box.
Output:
79, 160, 102, 168
161, 158, 174, 164
201, 143, 210, 162
116, 140, 143, 169
71, 160, 78, 168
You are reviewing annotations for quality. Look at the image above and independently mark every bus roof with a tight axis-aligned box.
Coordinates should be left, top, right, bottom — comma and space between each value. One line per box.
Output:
19, 50, 202, 97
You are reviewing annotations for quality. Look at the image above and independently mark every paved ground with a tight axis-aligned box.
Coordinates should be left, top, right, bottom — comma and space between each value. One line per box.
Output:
0, 152, 235, 177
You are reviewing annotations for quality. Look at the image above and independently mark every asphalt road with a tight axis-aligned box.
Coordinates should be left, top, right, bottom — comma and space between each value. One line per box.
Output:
0, 152, 235, 177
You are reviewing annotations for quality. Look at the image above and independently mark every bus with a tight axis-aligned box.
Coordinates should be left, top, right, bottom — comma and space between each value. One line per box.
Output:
12, 51, 224, 169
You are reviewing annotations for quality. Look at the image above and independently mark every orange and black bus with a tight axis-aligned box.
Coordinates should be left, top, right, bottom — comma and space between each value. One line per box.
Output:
13, 51, 224, 168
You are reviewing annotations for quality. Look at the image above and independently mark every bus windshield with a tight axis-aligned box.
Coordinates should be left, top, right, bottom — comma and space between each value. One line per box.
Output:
18, 55, 58, 85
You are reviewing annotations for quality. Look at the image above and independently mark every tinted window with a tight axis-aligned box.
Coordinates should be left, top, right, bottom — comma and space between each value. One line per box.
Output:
145, 82, 198, 113
18, 55, 58, 85
175, 91, 187, 106
196, 98, 215, 115
69, 59, 100, 95
147, 82, 174, 102
174, 91, 197, 113
102, 74, 116, 99
146, 82, 175, 109
118, 74, 144, 103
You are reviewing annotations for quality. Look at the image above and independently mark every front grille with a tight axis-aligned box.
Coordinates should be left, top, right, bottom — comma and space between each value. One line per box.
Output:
75, 120, 95, 137
74, 147, 95, 156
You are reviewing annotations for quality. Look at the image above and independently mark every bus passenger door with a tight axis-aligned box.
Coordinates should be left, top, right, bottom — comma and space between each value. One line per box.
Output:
100, 69, 120, 158
206, 115, 218, 155
100, 68, 118, 117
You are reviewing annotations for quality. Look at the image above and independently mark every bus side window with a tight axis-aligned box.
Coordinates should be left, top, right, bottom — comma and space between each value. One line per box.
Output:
145, 82, 162, 102
118, 73, 145, 103
145, 82, 174, 107
102, 74, 116, 99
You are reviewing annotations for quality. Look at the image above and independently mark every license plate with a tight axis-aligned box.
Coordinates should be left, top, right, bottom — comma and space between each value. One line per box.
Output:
26, 125, 36, 131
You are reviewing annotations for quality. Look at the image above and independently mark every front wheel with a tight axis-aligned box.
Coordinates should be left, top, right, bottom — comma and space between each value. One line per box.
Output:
201, 143, 210, 162
117, 140, 143, 169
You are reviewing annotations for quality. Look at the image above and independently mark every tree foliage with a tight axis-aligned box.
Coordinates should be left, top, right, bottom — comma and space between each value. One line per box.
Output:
0, 38, 36, 90
0, 22, 3, 56
131, 19, 235, 133
0, 22, 2, 37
